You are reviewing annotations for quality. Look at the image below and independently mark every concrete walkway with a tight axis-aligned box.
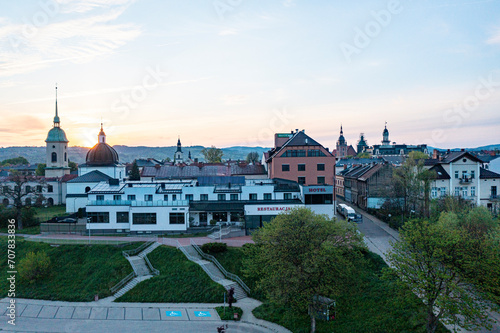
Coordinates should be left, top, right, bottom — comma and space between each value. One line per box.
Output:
0, 298, 291, 333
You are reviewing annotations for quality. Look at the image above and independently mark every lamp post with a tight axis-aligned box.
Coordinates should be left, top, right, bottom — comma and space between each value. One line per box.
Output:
219, 219, 222, 242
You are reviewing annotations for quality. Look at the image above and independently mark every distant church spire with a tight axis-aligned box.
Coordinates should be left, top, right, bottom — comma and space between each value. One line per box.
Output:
54, 84, 60, 127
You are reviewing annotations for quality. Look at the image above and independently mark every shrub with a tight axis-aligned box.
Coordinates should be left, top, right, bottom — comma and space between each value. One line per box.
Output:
0, 206, 38, 228
19, 251, 51, 283
201, 242, 227, 254
210, 219, 217, 226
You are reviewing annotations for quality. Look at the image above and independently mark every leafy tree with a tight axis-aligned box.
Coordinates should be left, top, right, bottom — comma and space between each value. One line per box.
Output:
409, 151, 429, 160
386, 219, 493, 333
1, 171, 44, 229
356, 152, 371, 158
245, 207, 365, 332
129, 160, 140, 180
68, 160, 78, 172
19, 251, 51, 283
246, 151, 260, 164
36, 163, 46, 176
0, 156, 29, 166
201, 146, 223, 163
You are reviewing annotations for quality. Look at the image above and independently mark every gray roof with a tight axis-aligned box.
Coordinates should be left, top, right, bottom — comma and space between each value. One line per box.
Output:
441, 151, 483, 164
480, 167, 500, 179
266, 130, 333, 161
429, 164, 450, 180
68, 170, 113, 183
142, 163, 266, 179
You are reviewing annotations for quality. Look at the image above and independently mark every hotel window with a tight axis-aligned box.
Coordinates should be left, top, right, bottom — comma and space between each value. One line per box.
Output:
298, 164, 306, 171
308, 150, 326, 157
471, 170, 475, 179
185, 194, 193, 201
200, 194, 208, 201
440, 187, 446, 197
113, 195, 121, 201
455, 171, 459, 179
283, 150, 306, 157
96, 195, 104, 201
144, 194, 153, 201
317, 164, 325, 171
298, 177, 306, 185
454, 187, 460, 196
284, 193, 292, 200
264, 193, 272, 200
218, 194, 226, 201
462, 187, 467, 197
164, 195, 168, 201
87, 212, 109, 223
462, 171, 467, 178
431, 187, 437, 198
172, 194, 177, 201
249, 193, 257, 201
133, 213, 157, 225
116, 212, 129, 223
230, 194, 239, 201
471, 186, 476, 197
282, 164, 290, 172
169, 213, 185, 225
127, 195, 136, 201
48, 185, 53, 193
317, 176, 325, 184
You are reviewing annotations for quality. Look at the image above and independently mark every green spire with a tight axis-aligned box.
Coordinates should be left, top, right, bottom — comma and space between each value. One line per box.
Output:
53, 85, 60, 126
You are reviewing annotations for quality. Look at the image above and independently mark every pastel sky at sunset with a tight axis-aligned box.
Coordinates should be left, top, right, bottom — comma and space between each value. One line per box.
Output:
1, 0, 499, 150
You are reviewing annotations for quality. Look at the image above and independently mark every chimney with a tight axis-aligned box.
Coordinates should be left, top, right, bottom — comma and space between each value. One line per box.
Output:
461, 148, 465, 152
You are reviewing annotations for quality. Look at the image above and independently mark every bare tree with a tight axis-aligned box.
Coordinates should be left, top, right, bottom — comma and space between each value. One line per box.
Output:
1, 171, 45, 230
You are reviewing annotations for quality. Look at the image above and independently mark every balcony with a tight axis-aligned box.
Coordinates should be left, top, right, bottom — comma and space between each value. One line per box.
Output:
459, 177, 473, 185
88, 200, 189, 207
491, 195, 499, 201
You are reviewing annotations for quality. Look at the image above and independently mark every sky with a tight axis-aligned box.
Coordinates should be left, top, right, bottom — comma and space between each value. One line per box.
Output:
1, 0, 500, 150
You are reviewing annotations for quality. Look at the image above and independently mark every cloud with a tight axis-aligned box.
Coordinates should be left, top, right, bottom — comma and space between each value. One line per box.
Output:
487, 29, 500, 45
0, 0, 141, 77
282, 0, 295, 7
219, 28, 238, 36
221, 95, 248, 105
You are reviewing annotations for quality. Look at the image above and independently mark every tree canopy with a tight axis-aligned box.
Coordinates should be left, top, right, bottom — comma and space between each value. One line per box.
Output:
245, 151, 260, 164
201, 146, 223, 163
129, 160, 140, 180
244, 207, 365, 332
386, 215, 496, 333
0, 156, 29, 166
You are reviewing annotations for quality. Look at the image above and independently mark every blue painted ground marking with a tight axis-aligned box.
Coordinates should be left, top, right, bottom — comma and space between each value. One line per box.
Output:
194, 311, 211, 317
166, 311, 182, 317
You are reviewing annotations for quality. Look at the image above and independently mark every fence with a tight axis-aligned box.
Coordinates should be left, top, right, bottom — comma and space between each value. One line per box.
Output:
190, 238, 250, 295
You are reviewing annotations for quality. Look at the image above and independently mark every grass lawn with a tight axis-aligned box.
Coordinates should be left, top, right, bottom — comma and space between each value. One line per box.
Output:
33, 205, 67, 221
0, 225, 40, 235
0, 239, 135, 301
212, 248, 449, 333
215, 306, 243, 321
116, 246, 226, 303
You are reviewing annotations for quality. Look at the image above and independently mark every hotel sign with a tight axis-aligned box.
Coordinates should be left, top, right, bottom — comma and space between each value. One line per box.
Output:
303, 186, 333, 194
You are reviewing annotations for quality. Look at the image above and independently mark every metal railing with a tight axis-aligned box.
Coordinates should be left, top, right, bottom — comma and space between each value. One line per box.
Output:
110, 271, 136, 294
144, 255, 160, 276
29, 237, 135, 246
122, 236, 158, 257
190, 239, 250, 295
174, 240, 223, 283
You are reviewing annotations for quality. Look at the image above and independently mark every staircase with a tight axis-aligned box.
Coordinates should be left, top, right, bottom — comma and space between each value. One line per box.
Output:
110, 241, 161, 298
177, 240, 250, 300
208, 227, 245, 240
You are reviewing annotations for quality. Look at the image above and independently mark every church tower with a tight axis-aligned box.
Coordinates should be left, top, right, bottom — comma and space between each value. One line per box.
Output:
45, 86, 70, 178
382, 122, 390, 145
174, 137, 184, 165
335, 125, 348, 160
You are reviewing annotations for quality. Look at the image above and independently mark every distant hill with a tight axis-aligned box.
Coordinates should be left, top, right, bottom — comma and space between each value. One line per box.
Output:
0, 146, 271, 164
429, 144, 500, 153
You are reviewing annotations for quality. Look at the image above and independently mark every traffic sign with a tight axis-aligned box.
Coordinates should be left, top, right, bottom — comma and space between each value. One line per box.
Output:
166, 311, 182, 317
194, 311, 211, 317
